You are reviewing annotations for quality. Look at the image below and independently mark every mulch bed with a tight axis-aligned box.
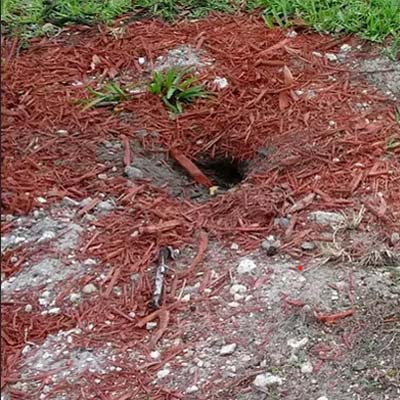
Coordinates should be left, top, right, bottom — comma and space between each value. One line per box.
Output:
1, 13, 399, 399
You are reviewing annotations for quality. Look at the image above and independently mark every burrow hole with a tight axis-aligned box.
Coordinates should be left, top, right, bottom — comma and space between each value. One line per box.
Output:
195, 154, 249, 189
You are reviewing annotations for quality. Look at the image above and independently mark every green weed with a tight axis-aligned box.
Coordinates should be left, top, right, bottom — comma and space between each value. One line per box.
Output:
382, 35, 400, 61
82, 81, 129, 111
395, 107, 400, 123
149, 68, 210, 114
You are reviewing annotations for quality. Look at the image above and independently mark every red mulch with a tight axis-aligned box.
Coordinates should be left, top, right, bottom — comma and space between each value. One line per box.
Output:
1, 13, 400, 399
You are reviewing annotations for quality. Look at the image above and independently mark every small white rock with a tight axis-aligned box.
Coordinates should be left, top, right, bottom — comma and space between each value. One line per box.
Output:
38, 298, 49, 306
286, 30, 297, 38
157, 369, 170, 379
238, 356, 251, 365
212, 76, 229, 89
150, 351, 161, 360
312, 51, 323, 58
253, 373, 282, 388
69, 293, 81, 302
229, 284, 247, 295
48, 307, 61, 315
228, 301, 240, 308
317, 397, 329, 400
325, 53, 338, 61
97, 173, 108, 180
138, 57, 146, 65
82, 283, 97, 294
237, 258, 257, 274
83, 258, 97, 266
146, 322, 158, 330
301, 361, 313, 374
36, 197, 47, 204
24, 304, 33, 313
55, 129, 69, 136
181, 294, 191, 302
230, 242, 239, 250
340, 44, 352, 52
186, 385, 199, 393
220, 343, 237, 356
38, 230, 56, 242
287, 337, 309, 351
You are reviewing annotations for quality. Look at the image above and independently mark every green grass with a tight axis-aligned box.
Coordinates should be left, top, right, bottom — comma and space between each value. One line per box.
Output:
251, 0, 400, 41
133, 0, 241, 20
79, 68, 210, 115
148, 67, 210, 114
1, 0, 132, 37
81, 81, 130, 111
2, 1, 399, 41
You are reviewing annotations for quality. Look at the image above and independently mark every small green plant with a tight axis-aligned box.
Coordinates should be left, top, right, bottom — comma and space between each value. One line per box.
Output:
82, 81, 129, 110
383, 36, 400, 61
149, 68, 210, 114
395, 106, 400, 123
385, 135, 400, 151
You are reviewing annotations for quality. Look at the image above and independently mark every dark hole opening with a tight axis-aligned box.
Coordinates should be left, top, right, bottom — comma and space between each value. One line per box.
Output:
196, 155, 248, 189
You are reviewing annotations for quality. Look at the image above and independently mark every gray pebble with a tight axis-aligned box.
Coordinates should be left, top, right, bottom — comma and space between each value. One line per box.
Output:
390, 232, 399, 245
274, 217, 290, 229
80, 197, 94, 208
96, 200, 115, 212
301, 241, 316, 251
124, 166, 144, 180
352, 360, 367, 371
308, 211, 345, 225
261, 237, 281, 256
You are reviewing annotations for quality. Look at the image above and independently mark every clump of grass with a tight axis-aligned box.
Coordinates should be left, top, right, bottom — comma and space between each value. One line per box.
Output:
250, 0, 400, 41
383, 35, 400, 61
82, 81, 129, 111
1, 0, 45, 37
44, 0, 132, 26
3, 0, 399, 42
149, 68, 210, 114
395, 107, 400, 123
134, 0, 240, 21
1, 0, 132, 37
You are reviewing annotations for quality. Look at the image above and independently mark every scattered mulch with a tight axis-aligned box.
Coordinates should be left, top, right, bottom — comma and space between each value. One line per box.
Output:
1, 13, 400, 399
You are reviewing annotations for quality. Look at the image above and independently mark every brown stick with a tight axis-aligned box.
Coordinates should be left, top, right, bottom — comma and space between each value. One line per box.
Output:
170, 148, 213, 188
